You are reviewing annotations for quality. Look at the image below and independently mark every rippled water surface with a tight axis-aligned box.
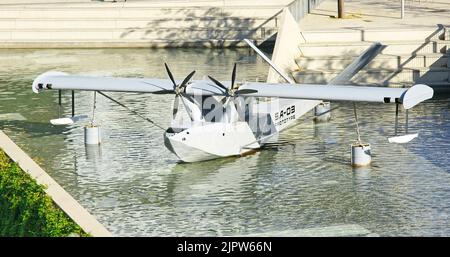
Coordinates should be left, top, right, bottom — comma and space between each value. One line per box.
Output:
0, 48, 449, 236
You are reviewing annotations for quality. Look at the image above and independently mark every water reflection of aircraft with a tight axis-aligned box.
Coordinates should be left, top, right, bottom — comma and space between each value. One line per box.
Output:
166, 148, 278, 205
31, 40, 433, 163
168, 156, 256, 197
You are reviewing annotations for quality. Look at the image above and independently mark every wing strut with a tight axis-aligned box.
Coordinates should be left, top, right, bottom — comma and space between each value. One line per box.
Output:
71, 90, 75, 117
58, 90, 62, 117
388, 103, 418, 144
353, 103, 363, 144
50, 90, 87, 125
395, 103, 399, 136
244, 38, 294, 84
96, 91, 166, 131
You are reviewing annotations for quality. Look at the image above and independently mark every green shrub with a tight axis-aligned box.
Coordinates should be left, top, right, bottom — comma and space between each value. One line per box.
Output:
0, 149, 88, 237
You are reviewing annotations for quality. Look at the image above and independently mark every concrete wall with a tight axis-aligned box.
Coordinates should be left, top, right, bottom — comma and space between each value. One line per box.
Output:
0, 1, 288, 48
1, 0, 92, 4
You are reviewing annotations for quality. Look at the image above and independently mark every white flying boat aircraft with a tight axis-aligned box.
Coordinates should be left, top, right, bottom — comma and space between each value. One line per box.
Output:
31, 41, 433, 162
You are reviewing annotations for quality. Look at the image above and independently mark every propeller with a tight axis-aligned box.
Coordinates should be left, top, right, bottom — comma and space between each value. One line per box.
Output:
207, 63, 258, 105
164, 63, 195, 119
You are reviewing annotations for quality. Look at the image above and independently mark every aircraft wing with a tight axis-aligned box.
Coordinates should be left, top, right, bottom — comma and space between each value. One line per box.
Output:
32, 71, 433, 110
32, 71, 228, 95
32, 71, 176, 94
236, 83, 433, 109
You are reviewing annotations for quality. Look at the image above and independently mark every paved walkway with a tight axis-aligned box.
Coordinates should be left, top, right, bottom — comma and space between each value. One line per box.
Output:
0, 0, 293, 7
300, 0, 449, 31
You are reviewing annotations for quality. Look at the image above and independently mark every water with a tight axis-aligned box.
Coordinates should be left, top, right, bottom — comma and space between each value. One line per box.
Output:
1, 48, 450, 236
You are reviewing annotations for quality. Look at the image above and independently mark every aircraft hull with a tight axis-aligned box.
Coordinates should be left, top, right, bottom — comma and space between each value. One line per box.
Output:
164, 122, 260, 162
163, 98, 319, 162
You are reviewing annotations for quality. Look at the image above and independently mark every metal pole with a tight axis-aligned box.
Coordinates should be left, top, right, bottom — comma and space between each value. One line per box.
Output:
71, 90, 75, 117
338, 0, 344, 18
91, 91, 97, 125
58, 90, 62, 118
401, 0, 405, 19
353, 103, 362, 143
395, 103, 399, 136
405, 109, 409, 134
244, 39, 295, 84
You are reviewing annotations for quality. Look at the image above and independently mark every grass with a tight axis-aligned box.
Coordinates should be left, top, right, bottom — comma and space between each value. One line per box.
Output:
0, 149, 88, 237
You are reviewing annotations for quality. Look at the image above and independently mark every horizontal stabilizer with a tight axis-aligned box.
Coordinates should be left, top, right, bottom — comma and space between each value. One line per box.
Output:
329, 42, 385, 85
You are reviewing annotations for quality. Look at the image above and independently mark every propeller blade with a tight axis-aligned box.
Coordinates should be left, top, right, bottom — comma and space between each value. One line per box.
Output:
173, 95, 180, 118
235, 89, 258, 95
164, 63, 177, 89
207, 75, 228, 92
224, 97, 231, 107
231, 63, 237, 90
180, 70, 196, 89
153, 89, 175, 95
220, 96, 229, 106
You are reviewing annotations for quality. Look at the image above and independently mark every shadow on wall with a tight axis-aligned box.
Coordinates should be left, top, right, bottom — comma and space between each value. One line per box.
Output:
293, 49, 392, 85
119, 7, 283, 48
381, 25, 448, 87
294, 25, 448, 87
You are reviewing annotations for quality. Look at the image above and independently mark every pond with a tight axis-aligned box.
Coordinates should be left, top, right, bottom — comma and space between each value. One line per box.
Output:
0, 48, 449, 236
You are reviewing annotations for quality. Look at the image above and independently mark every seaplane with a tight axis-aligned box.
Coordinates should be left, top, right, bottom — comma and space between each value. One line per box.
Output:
31, 40, 434, 163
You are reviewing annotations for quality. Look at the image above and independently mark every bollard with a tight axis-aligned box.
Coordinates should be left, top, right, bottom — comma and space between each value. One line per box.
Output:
351, 142, 371, 166
84, 124, 101, 145
314, 102, 331, 122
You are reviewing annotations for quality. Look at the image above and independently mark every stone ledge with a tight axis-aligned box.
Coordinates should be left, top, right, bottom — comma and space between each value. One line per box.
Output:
0, 130, 112, 237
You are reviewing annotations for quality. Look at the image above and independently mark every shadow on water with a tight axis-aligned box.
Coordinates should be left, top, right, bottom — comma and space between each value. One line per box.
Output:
0, 120, 66, 138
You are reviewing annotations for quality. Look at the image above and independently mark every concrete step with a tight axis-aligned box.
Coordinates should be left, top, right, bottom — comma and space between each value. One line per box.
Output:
1, 0, 91, 4
299, 40, 450, 56
0, 39, 258, 48
300, 27, 446, 43
0, 1, 288, 9
295, 53, 449, 70
445, 26, 450, 41
0, 6, 284, 19
293, 67, 450, 85
0, 17, 279, 30
423, 81, 450, 93
0, 26, 278, 41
